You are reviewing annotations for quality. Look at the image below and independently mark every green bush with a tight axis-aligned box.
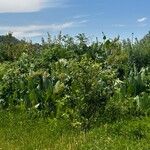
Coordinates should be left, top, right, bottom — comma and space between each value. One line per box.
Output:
0, 32, 150, 130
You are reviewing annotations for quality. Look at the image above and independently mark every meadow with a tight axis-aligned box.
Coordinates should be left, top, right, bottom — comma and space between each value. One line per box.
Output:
0, 32, 150, 149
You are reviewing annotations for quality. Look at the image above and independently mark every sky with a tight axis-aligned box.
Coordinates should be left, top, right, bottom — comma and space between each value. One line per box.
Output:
0, 0, 150, 42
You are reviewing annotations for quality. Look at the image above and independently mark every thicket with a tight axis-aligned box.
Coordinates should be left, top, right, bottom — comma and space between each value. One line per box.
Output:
0, 32, 150, 130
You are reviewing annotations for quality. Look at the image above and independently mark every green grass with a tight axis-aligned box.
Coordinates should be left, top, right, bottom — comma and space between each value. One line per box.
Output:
0, 111, 150, 150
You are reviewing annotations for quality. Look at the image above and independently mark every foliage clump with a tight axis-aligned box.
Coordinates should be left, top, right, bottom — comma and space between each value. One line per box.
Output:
0, 32, 150, 129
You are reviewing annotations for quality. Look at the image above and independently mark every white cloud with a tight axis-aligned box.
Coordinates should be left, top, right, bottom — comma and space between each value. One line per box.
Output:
73, 12, 103, 19
78, 20, 89, 24
137, 17, 147, 23
0, 0, 66, 13
1, 22, 74, 32
0, 19, 88, 38
0, 22, 74, 38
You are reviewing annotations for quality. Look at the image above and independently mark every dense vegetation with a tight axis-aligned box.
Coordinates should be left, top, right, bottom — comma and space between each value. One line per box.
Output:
0, 32, 150, 149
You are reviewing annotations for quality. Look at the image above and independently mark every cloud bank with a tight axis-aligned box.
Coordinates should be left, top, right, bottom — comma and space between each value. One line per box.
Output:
0, 22, 74, 38
0, 0, 65, 13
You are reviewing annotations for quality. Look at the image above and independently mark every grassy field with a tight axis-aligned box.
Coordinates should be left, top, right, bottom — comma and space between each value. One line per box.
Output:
0, 32, 150, 149
0, 111, 150, 150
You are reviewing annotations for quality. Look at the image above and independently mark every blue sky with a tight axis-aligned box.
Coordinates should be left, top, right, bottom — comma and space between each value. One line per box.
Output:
0, 0, 150, 42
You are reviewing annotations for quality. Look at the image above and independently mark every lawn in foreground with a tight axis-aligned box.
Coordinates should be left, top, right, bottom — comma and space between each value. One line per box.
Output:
0, 111, 150, 150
